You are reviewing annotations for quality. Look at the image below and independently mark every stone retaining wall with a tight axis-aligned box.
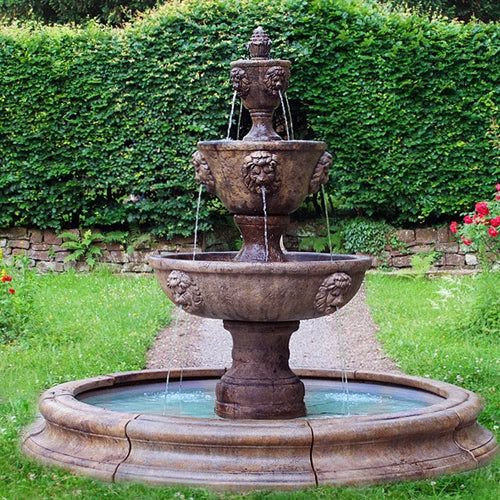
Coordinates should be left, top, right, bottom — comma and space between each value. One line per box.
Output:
0, 225, 478, 273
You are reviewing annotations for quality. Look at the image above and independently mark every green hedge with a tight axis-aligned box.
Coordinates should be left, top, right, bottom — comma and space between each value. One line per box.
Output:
0, 0, 499, 237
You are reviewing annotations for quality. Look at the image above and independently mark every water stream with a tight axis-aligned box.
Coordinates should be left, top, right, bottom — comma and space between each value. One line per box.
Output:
192, 184, 203, 261
226, 90, 238, 140
278, 90, 290, 140
321, 185, 334, 262
284, 92, 295, 140
262, 188, 269, 261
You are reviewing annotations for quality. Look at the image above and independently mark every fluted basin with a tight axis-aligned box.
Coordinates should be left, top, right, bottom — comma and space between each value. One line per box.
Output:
149, 252, 371, 322
195, 140, 327, 215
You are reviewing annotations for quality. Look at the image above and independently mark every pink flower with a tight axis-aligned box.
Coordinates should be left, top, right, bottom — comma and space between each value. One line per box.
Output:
450, 221, 458, 234
488, 227, 499, 238
475, 202, 489, 217
1, 276, 12, 282
462, 236, 472, 246
463, 215, 473, 224
496, 183, 500, 191
496, 193, 500, 201
8, 288, 15, 294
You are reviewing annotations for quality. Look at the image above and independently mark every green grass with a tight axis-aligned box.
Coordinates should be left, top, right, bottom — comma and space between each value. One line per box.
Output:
0, 270, 498, 499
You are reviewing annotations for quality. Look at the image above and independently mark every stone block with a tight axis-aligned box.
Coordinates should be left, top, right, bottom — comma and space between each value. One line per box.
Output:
108, 251, 129, 264
415, 227, 437, 244
410, 245, 433, 254
445, 254, 465, 266
435, 242, 459, 253
36, 261, 64, 273
29, 229, 43, 243
30, 250, 50, 261
437, 226, 453, 243
391, 255, 412, 268
54, 251, 71, 262
465, 253, 479, 266
0, 238, 6, 248
43, 230, 62, 245
0, 227, 28, 239
9, 239, 30, 249
11, 248, 27, 256
32, 243, 50, 251
394, 229, 415, 245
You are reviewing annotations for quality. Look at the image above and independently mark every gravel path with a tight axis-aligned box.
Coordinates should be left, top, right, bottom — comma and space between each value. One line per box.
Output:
146, 285, 401, 373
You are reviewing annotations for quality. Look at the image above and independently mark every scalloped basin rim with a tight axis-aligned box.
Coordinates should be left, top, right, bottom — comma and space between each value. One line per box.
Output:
149, 251, 373, 273
197, 139, 326, 150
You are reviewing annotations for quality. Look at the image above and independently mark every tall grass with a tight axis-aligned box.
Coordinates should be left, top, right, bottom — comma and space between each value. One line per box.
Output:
0, 270, 498, 499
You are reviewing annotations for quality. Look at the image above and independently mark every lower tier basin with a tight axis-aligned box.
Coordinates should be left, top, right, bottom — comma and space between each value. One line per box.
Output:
149, 252, 372, 321
23, 368, 498, 489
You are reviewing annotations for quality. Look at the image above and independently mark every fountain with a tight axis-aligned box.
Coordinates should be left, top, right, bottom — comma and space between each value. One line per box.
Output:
23, 28, 497, 489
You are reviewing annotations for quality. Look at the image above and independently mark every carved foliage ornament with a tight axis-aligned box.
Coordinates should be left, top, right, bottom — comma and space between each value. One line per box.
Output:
264, 66, 289, 96
314, 272, 352, 314
230, 67, 250, 99
192, 151, 216, 194
242, 150, 281, 195
309, 151, 332, 195
166, 270, 203, 313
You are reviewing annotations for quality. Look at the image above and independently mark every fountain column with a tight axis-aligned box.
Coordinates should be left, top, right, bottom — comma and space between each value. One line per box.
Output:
216, 320, 306, 419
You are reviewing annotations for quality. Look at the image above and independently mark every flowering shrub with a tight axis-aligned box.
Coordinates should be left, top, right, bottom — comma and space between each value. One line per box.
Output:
450, 184, 500, 270
0, 250, 37, 343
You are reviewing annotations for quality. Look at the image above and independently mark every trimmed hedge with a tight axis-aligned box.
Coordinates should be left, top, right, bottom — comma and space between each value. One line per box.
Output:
0, 0, 499, 237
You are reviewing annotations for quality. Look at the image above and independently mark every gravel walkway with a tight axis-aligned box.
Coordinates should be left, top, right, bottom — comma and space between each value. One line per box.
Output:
146, 285, 401, 373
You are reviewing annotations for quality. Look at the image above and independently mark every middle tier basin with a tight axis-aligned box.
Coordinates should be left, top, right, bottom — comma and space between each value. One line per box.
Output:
196, 140, 327, 215
149, 252, 372, 322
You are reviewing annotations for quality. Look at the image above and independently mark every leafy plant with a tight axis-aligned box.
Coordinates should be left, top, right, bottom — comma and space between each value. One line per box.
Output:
0, 250, 37, 343
298, 222, 343, 253
410, 250, 442, 278
58, 229, 105, 269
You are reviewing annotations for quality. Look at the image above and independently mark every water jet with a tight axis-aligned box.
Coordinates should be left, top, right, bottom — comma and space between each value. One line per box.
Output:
23, 27, 497, 489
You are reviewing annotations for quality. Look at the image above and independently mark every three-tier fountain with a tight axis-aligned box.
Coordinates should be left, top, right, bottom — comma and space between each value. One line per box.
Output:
23, 28, 497, 489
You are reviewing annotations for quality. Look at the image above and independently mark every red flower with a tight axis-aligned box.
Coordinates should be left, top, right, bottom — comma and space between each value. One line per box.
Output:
496, 193, 500, 201
1, 276, 12, 282
475, 202, 489, 217
450, 221, 458, 234
462, 236, 472, 246
8, 288, 15, 294
496, 183, 500, 191
463, 215, 473, 224
488, 227, 499, 238
490, 216, 500, 228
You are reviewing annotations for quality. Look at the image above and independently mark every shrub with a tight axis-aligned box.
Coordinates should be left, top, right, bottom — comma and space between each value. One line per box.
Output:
0, 0, 498, 236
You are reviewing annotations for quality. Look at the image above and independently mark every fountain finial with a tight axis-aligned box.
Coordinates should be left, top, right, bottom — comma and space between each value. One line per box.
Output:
246, 26, 272, 59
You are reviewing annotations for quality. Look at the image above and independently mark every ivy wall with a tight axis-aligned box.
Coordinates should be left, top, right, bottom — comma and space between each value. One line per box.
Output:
0, 0, 498, 237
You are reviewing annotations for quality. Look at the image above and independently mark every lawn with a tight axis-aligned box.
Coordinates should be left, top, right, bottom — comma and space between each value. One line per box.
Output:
0, 269, 498, 499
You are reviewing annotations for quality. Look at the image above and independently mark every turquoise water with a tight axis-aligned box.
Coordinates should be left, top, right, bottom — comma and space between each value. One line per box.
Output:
79, 378, 443, 419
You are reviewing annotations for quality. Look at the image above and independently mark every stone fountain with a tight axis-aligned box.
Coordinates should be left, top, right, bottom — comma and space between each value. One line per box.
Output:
23, 28, 497, 489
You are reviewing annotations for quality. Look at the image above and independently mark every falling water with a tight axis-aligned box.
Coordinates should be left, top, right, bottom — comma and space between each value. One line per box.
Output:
284, 92, 295, 140
334, 306, 351, 415
321, 185, 334, 262
236, 100, 243, 140
226, 90, 238, 140
262, 188, 269, 262
278, 90, 290, 140
193, 184, 203, 261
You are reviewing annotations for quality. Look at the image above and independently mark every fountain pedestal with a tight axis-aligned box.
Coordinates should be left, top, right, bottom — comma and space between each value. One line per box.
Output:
215, 320, 305, 419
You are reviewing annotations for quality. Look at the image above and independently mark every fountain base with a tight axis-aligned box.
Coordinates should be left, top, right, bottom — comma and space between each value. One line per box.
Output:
23, 369, 497, 490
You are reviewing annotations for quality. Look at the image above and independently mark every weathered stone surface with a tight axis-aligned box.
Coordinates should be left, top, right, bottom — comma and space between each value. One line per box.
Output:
465, 253, 479, 266
29, 229, 43, 244
437, 226, 453, 243
43, 230, 62, 245
415, 227, 437, 244
36, 261, 65, 273
8, 239, 30, 249
30, 250, 50, 261
54, 251, 71, 262
391, 255, 412, 268
0, 227, 28, 239
435, 242, 459, 253
394, 229, 415, 244
445, 253, 465, 266
0, 238, 6, 248
32, 243, 50, 251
